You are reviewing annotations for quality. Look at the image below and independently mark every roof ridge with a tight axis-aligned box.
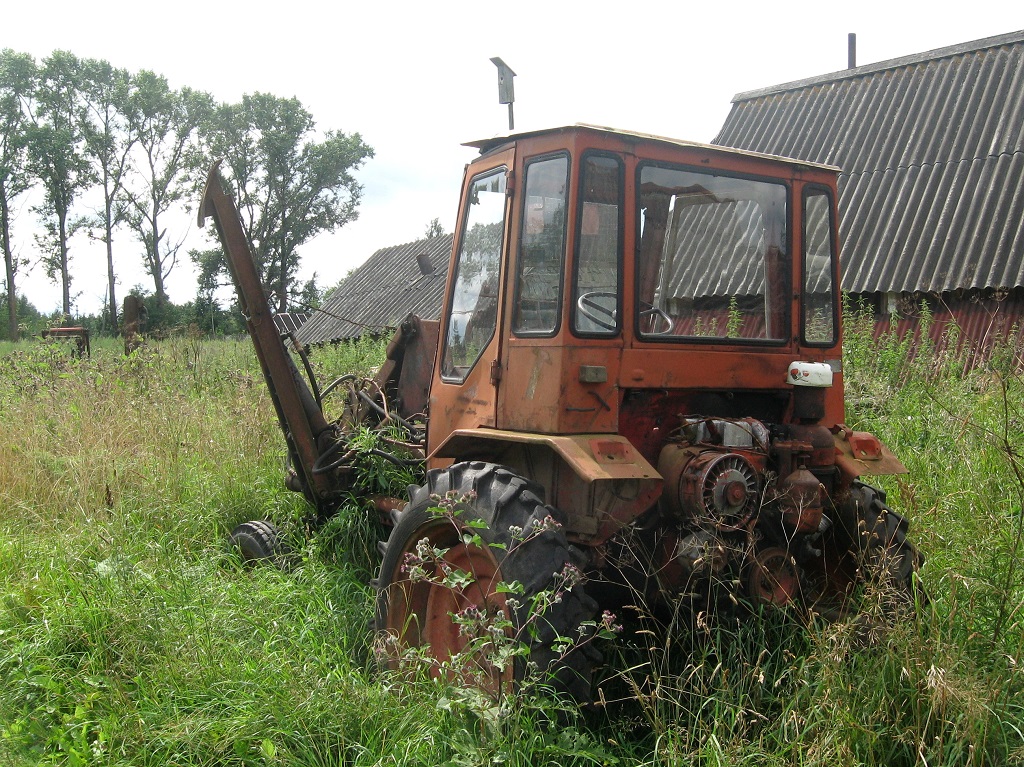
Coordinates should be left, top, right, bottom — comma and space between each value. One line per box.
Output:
368, 232, 454, 257
733, 29, 1024, 103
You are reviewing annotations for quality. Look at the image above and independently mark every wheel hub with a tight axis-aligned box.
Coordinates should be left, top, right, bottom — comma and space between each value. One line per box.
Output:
745, 546, 799, 606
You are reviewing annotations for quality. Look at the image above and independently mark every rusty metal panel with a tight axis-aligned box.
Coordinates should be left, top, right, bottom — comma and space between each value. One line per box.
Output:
374, 315, 439, 421
431, 428, 663, 544
868, 287, 1024, 366
833, 427, 908, 478
498, 343, 622, 435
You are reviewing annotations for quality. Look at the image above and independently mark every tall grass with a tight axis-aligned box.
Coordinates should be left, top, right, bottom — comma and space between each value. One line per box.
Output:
1, 323, 1023, 765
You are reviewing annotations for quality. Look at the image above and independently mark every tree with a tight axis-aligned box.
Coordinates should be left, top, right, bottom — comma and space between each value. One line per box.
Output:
189, 246, 242, 335
424, 217, 445, 239
296, 274, 323, 310
0, 290, 43, 339
0, 49, 36, 341
80, 58, 135, 332
202, 93, 372, 312
123, 71, 212, 305
28, 50, 94, 317
191, 247, 224, 304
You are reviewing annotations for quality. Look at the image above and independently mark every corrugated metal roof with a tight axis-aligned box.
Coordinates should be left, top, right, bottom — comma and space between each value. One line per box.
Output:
272, 312, 310, 334
296, 234, 453, 344
714, 30, 1024, 294
661, 196, 778, 299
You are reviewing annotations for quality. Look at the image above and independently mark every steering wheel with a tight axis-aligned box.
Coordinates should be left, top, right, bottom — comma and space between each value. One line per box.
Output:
577, 291, 674, 334
576, 291, 618, 331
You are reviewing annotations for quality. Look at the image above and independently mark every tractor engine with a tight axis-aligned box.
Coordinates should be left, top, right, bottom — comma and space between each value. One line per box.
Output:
655, 415, 838, 607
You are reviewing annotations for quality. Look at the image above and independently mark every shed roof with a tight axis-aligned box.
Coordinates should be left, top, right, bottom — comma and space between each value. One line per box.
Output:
272, 312, 310, 335
714, 30, 1024, 294
296, 234, 453, 344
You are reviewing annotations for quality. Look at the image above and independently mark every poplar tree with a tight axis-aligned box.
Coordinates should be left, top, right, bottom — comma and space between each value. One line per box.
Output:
0, 50, 36, 339
122, 70, 212, 305
29, 50, 94, 317
202, 93, 372, 311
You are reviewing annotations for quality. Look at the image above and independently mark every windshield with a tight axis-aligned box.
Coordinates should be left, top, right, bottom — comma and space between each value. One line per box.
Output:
636, 165, 789, 342
441, 168, 507, 381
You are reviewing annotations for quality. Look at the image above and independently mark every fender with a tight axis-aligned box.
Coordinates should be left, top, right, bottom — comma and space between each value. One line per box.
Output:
832, 424, 908, 482
431, 429, 663, 545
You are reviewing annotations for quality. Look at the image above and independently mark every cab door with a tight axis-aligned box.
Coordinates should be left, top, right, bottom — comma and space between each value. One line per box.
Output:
426, 149, 514, 455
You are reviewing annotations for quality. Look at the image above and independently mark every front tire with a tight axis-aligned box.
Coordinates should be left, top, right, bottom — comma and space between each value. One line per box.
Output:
802, 481, 923, 619
229, 520, 287, 565
375, 461, 598, 702
847, 482, 921, 578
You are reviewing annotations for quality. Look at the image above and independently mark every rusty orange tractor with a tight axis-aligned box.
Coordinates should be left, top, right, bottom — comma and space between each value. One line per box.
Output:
201, 124, 922, 701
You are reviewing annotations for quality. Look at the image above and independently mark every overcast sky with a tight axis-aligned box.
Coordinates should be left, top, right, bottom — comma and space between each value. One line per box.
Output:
5, 2, 1021, 315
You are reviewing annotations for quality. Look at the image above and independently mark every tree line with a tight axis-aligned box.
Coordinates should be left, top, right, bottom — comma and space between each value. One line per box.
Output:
0, 48, 373, 340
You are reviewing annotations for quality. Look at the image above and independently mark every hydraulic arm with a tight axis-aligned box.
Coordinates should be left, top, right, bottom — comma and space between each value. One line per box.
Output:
199, 163, 339, 513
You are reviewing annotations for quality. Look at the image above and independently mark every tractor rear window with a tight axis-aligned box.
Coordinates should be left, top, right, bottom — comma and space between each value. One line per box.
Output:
636, 166, 789, 342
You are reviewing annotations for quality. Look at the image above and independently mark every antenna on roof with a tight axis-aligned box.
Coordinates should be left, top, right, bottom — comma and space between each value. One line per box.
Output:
490, 57, 516, 131
848, 33, 857, 68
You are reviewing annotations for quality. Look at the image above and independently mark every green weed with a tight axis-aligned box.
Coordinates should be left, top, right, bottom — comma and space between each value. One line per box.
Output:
1, 326, 1023, 765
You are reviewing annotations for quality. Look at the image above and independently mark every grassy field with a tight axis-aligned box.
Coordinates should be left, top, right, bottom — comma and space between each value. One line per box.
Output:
1, 323, 1023, 766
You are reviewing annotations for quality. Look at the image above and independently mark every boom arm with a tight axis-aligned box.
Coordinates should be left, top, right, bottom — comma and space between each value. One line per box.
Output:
199, 163, 341, 512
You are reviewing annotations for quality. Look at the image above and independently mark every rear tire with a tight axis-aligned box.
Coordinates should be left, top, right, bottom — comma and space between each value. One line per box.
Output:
375, 461, 598, 702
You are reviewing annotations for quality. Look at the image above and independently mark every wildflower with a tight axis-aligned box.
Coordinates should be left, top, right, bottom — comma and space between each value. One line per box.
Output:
555, 563, 585, 591
453, 605, 487, 636
598, 610, 624, 634
530, 514, 562, 532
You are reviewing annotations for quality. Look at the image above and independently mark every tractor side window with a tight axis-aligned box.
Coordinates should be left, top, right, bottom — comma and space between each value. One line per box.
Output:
802, 189, 837, 345
573, 155, 622, 335
513, 155, 568, 334
441, 168, 507, 382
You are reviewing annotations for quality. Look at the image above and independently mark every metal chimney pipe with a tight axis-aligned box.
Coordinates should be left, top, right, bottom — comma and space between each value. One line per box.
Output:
848, 33, 857, 68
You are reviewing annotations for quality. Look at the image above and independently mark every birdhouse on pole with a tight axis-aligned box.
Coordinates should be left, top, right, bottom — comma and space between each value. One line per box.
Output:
490, 57, 516, 130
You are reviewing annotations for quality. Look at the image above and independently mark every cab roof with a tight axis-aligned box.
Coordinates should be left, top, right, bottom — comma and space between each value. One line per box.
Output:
464, 123, 840, 173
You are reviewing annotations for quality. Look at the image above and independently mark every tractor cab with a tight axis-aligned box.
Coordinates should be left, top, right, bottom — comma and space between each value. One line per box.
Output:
429, 125, 845, 469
